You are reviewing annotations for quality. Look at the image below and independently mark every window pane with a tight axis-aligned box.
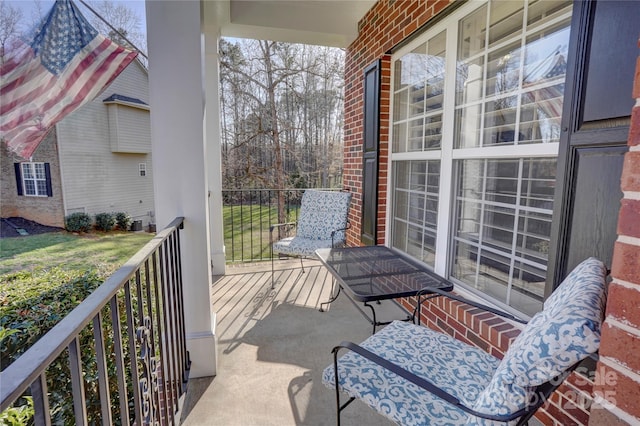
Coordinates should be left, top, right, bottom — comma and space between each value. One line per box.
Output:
24, 180, 36, 195
36, 180, 47, 195
456, 57, 484, 106
22, 163, 34, 179
454, 1, 571, 148
408, 118, 424, 151
483, 96, 519, 146
392, 122, 407, 152
391, 161, 440, 268
392, 31, 446, 153
527, 0, 571, 27
488, 0, 524, 47
34, 163, 46, 179
520, 158, 556, 208
454, 104, 483, 148
451, 158, 554, 314
458, 5, 487, 61
485, 43, 521, 98
393, 89, 408, 122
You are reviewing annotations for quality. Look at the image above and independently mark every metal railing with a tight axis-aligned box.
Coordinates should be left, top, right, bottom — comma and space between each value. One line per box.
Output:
0, 217, 189, 425
222, 188, 341, 263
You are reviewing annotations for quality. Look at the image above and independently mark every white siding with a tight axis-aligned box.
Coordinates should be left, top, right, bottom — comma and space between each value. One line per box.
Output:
56, 60, 156, 227
108, 104, 152, 153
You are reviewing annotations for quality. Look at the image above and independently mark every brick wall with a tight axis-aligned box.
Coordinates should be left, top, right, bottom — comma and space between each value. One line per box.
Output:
589, 45, 640, 426
0, 129, 65, 228
343, 0, 453, 246
343, 1, 608, 424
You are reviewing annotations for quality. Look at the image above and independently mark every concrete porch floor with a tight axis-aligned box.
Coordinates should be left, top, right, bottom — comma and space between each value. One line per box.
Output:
179, 259, 401, 425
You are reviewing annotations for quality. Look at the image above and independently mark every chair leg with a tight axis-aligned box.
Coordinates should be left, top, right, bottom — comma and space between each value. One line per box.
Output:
300, 257, 305, 273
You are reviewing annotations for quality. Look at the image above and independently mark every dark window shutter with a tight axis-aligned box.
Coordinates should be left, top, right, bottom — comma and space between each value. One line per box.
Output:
547, 0, 639, 290
361, 60, 381, 246
44, 163, 53, 197
14, 163, 23, 196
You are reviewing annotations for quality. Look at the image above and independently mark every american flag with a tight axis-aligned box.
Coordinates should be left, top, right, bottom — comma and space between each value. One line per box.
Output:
1, 0, 137, 159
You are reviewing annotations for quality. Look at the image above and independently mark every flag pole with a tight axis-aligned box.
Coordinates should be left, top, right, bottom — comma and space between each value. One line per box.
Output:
75, 0, 148, 60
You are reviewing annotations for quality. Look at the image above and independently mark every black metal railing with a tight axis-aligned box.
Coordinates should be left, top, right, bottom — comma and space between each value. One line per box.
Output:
0, 217, 190, 425
222, 188, 341, 263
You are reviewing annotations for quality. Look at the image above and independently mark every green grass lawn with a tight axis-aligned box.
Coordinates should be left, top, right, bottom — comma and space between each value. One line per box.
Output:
0, 230, 155, 422
0, 231, 154, 275
223, 204, 299, 262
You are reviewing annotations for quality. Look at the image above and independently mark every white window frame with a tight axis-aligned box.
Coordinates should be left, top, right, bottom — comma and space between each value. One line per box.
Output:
21, 162, 48, 197
139, 162, 147, 177
387, 0, 572, 314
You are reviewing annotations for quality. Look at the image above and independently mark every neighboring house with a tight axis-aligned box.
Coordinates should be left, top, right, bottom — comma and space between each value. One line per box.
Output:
340, 1, 639, 425
0, 59, 154, 230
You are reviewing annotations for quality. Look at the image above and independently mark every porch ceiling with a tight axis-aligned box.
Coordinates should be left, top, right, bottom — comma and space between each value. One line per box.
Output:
204, 0, 375, 48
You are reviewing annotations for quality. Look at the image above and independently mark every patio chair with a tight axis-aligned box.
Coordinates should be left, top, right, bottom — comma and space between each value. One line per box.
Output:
323, 257, 608, 425
270, 189, 352, 288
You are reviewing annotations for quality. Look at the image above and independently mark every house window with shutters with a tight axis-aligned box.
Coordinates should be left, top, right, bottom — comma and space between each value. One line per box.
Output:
15, 162, 52, 197
389, 0, 572, 316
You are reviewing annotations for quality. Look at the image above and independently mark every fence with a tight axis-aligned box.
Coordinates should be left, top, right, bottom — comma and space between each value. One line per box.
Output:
222, 188, 341, 263
0, 217, 189, 425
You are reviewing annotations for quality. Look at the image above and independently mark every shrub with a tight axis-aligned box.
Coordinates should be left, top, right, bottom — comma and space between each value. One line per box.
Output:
64, 212, 92, 233
0, 268, 132, 424
94, 212, 116, 232
114, 212, 132, 231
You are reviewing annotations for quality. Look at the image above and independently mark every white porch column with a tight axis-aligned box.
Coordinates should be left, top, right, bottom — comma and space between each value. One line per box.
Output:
146, 0, 217, 378
203, 11, 227, 275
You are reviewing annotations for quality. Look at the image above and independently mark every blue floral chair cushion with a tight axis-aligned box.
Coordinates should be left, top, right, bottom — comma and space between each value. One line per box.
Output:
471, 257, 607, 422
272, 236, 337, 257
295, 190, 351, 243
322, 320, 501, 425
273, 190, 351, 258
543, 257, 607, 319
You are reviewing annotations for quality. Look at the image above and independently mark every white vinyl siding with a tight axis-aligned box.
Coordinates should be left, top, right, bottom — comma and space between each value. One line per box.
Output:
389, 0, 572, 316
107, 103, 152, 153
56, 61, 155, 226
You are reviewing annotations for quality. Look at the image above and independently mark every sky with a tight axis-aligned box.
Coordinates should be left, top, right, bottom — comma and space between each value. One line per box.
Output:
8, 0, 147, 36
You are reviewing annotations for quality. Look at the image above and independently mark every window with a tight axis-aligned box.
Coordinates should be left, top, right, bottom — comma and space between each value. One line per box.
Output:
15, 162, 52, 197
139, 163, 147, 177
389, 0, 572, 315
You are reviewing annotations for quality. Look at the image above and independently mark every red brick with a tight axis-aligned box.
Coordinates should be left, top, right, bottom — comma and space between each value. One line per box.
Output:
479, 317, 503, 342
589, 407, 632, 426
558, 392, 591, 424
488, 322, 516, 348
490, 346, 504, 360
593, 363, 640, 419
621, 151, 640, 190
566, 371, 595, 396
629, 106, 640, 147
500, 329, 521, 350
445, 315, 467, 336
612, 242, 640, 284
633, 56, 640, 100
465, 328, 489, 351
600, 322, 640, 373
543, 398, 582, 425
534, 408, 554, 426
605, 282, 640, 328
618, 199, 640, 239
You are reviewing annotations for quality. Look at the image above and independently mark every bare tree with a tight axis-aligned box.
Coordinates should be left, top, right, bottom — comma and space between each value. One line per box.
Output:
28, 0, 46, 30
88, 0, 146, 60
0, 0, 23, 63
220, 38, 345, 222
